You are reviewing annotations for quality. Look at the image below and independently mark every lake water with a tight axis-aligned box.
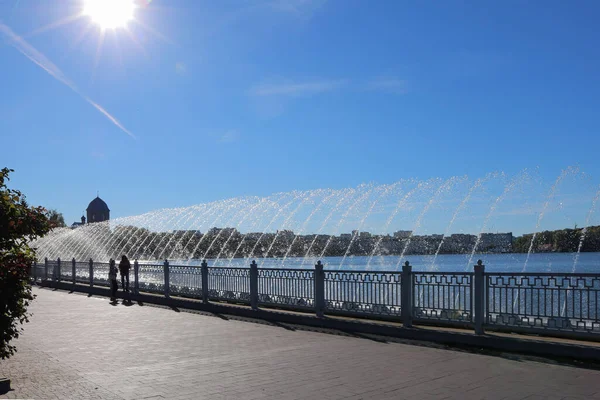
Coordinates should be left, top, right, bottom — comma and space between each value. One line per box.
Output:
175, 252, 600, 273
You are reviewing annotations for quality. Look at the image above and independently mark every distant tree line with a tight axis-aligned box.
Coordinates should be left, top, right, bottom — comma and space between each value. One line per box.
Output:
512, 226, 600, 253
95, 227, 512, 260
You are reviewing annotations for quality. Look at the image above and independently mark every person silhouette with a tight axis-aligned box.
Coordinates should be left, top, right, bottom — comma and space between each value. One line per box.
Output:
108, 259, 118, 301
119, 255, 131, 292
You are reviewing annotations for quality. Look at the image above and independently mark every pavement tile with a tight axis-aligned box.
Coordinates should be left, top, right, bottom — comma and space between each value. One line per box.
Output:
1, 288, 600, 399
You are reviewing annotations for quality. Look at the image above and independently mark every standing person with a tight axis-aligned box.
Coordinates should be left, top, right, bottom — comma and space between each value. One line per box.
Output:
109, 258, 118, 300
119, 255, 131, 292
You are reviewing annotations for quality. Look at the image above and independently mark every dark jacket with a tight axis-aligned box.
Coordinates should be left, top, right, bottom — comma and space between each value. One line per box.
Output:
109, 264, 118, 281
119, 258, 131, 275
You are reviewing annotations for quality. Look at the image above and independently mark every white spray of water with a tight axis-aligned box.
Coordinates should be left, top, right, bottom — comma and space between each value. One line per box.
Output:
522, 168, 576, 272
430, 174, 494, 270
571, 186, 600, 273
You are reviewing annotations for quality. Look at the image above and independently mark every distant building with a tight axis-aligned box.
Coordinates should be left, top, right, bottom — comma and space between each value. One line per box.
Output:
173, 230, 202, 237
71, 215, 86, 229
394, 230, 412, 239
478, 232, 513, 253
87, 196, 110, 223
359, 231, 371, 238
340, 233, 352, 239
71, 195, 110, 227
276, 230, 295, 240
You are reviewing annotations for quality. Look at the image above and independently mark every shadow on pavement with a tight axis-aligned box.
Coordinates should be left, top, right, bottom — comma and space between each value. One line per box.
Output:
43, 286, 600, 372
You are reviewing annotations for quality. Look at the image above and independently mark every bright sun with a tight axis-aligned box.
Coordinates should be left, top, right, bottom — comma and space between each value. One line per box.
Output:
83, 0, 136, 29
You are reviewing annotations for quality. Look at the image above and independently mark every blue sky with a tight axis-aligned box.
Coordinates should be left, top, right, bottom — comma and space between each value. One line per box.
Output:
1, 0, 600, 234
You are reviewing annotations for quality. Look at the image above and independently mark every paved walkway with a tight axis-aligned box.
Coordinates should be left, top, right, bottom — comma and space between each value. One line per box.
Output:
2, 289, 600, 400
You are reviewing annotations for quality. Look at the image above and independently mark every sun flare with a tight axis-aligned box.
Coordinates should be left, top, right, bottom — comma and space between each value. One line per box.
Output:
83, 0, 136, 29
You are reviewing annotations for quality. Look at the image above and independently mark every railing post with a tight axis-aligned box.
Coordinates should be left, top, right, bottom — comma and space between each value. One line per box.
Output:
72, 258, 76, 285
201, 260, 209, 303
250, 260, 258, 310
44, 257, 48, 281
33, 260, 37, 282
56, 257, 61, 282
314, 261, 325, 317
164, 259, 170, 298
89, 259, 94, 287
401, 261, 413, 328
474, 260, 485, 335
134, 260, 139, 294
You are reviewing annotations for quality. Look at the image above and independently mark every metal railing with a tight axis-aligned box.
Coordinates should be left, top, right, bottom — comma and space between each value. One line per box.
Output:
413, 272, 473, 325
486, 273, 600, 335
33, 258, 600, 340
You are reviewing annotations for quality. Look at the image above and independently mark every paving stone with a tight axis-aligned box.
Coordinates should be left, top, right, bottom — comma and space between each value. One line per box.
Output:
1, 288, 600, 399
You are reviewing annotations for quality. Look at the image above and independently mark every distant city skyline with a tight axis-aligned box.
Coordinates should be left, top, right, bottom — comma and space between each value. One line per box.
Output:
2, 1, 600, 234
68, 172, 600, 237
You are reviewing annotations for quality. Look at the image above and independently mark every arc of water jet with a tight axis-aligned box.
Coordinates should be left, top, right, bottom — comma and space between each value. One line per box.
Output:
339, 184, 395, 269
158, 204, 216, 260
45, 227, 78, 259
70, 220, 114, 259
281, 190, 337, 266
165, 203, 223, 261
201, 198, 258, 262
75, 222, 115, 260
319, 185, 376, 262
226, 195, 287, 266
111, 214, 160, 258
464, 171, 526, 271
145, 207, 191, 260
119, 209, 185, 260
135, 207, 201, 261
100, 212, 157, 260
572, 186, 600, 273
66, 220, 111, 261
395, 178, 451, 268
171, 200, 234, 262
522, 167, 577, 272
213, 198, 273, 265
246, 191, 305, 264
111, 208, 182, 260
301, 188, 355, 265
429, 175, 494, 270
559, 186, 600, 318
120, 209, 177, 260
33, 227, 69, 260
260, 190, 322, 267
184, 198, 242, 264
366, 181, 421, 268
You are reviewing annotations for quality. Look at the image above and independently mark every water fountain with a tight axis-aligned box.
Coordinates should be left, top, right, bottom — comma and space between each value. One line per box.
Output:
30, 169, 600, 273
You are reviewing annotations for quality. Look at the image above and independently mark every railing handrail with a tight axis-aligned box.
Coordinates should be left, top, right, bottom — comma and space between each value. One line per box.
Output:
486, 272, 600, 277
36, 257, 600, 341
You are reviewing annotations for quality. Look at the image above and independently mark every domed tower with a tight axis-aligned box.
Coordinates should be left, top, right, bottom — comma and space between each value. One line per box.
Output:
87, 196, 110, 223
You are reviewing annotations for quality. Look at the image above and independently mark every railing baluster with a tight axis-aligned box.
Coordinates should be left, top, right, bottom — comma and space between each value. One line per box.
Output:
89, 258, 93, 286
134, 260, 139, 294
314, 261, 325, 317
474, 260, 485, 335
250, 260, 258, 310
201, 260, 209, 303
402, 261, 412, 327
164, 259, 170, 298
72, 258, 76, 285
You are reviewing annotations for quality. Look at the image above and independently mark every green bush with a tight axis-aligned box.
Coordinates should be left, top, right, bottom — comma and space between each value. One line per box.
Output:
0, 168, 50, 359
